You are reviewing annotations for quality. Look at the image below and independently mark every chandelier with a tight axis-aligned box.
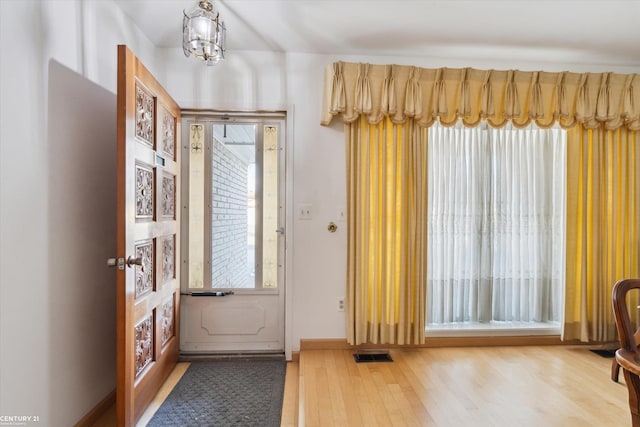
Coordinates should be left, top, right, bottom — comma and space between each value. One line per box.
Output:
183, 1, 226, 65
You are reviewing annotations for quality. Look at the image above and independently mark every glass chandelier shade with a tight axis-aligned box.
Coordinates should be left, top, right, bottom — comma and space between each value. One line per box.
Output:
183, 1, 226, 65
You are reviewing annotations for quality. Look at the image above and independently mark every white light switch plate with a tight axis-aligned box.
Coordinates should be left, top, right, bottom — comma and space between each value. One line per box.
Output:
297, 203, 313, 220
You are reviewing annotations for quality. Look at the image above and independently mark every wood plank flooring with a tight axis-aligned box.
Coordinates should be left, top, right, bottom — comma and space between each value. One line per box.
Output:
90, 346, 631, 426
299, 346, 630, 427
281, 360, 300, 427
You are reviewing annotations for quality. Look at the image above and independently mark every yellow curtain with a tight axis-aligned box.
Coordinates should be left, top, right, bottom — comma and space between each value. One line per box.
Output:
564, 125, 640, 342
322, 62, 639, 131
346, 116, 427, 345
331, 60, 640, 345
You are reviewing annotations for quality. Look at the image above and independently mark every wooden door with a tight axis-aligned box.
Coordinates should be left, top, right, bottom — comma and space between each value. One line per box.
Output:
116, 45, 181, 426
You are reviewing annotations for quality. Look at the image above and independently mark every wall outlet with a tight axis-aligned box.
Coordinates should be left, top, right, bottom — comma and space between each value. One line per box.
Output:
337, 297, 345, 312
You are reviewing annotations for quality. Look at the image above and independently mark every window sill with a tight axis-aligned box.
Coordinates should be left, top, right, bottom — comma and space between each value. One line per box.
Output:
426, 321, 561, 338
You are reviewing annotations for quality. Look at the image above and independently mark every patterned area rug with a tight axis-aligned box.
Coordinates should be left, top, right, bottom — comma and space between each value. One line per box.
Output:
148, 358, 286, 426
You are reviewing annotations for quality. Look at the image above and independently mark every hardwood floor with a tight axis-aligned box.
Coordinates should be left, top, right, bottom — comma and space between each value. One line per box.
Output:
299, 346, 630, 427
90, 346, 631, 426
281, 360, 300, 427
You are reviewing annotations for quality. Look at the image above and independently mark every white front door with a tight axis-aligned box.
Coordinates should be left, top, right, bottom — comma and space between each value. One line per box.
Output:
180, 113, 286, 353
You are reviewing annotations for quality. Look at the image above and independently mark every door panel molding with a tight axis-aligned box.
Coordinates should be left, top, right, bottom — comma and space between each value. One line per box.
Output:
201, 302, 266, 335
181, 295, 282, 349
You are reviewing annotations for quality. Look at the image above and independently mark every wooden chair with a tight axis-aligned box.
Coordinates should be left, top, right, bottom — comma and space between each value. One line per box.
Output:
612, 279, 640, 427
612, 327, 640, 383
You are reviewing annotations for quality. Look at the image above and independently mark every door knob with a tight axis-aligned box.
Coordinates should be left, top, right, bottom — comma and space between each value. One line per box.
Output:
126, 256, 143, 267
107, 257, 141, 269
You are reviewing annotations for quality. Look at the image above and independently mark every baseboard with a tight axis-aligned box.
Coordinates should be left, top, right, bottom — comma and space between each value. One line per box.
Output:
74, 389, 116, 427
300, 339, 353, 350
290, 351, 300, 363
420, 335, 564, 347
300, 335, 567, 351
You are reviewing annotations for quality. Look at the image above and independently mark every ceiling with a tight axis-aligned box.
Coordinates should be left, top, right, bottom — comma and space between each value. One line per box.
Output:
114, 0, 640, 67
213, 123, 255, 165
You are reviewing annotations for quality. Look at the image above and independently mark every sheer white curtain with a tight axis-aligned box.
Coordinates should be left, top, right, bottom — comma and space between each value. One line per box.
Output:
427, 122, 566, 325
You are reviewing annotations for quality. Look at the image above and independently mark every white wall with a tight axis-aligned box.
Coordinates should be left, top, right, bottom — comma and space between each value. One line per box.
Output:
156, 49, 353, 347
157, 48, 640, 352
2, 0, 640, 423
156, 47, 289, 110
283, 52, 640, 347
0, 1, 157, 425
47, 60, 117, 426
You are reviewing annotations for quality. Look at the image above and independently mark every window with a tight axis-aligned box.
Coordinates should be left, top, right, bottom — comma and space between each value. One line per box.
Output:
184, 115, 285, 290
426, 123, 566, 330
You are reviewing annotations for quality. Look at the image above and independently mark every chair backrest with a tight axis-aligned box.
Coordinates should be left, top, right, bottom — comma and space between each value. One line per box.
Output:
612, 279, 640, 352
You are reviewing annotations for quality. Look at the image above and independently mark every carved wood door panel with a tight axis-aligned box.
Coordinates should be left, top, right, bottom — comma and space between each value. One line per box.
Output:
116, 45, 181, 426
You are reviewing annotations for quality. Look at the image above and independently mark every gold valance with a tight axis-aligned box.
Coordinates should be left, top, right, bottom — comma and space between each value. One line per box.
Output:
321, 62, 639, 130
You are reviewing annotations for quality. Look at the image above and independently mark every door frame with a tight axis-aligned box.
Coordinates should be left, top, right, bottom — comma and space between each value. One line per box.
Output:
179, 109, 294, 359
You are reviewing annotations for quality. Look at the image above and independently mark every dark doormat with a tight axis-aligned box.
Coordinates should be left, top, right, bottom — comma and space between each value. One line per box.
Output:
147, 358, 286, 426
353, 353, 393, 363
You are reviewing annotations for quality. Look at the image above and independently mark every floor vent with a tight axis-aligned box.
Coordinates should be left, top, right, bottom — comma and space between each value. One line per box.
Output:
589, 349, 617, 358
353, 352, 393, 363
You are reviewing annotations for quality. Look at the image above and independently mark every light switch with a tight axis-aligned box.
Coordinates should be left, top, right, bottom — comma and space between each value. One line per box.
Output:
297, 203, 313, 220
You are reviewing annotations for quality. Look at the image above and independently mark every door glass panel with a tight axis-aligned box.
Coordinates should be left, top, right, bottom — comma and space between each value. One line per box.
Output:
262, 126, 278, 289
185, 118, 283, 292
211, 124, 257, 289
188, 124, 205, 288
